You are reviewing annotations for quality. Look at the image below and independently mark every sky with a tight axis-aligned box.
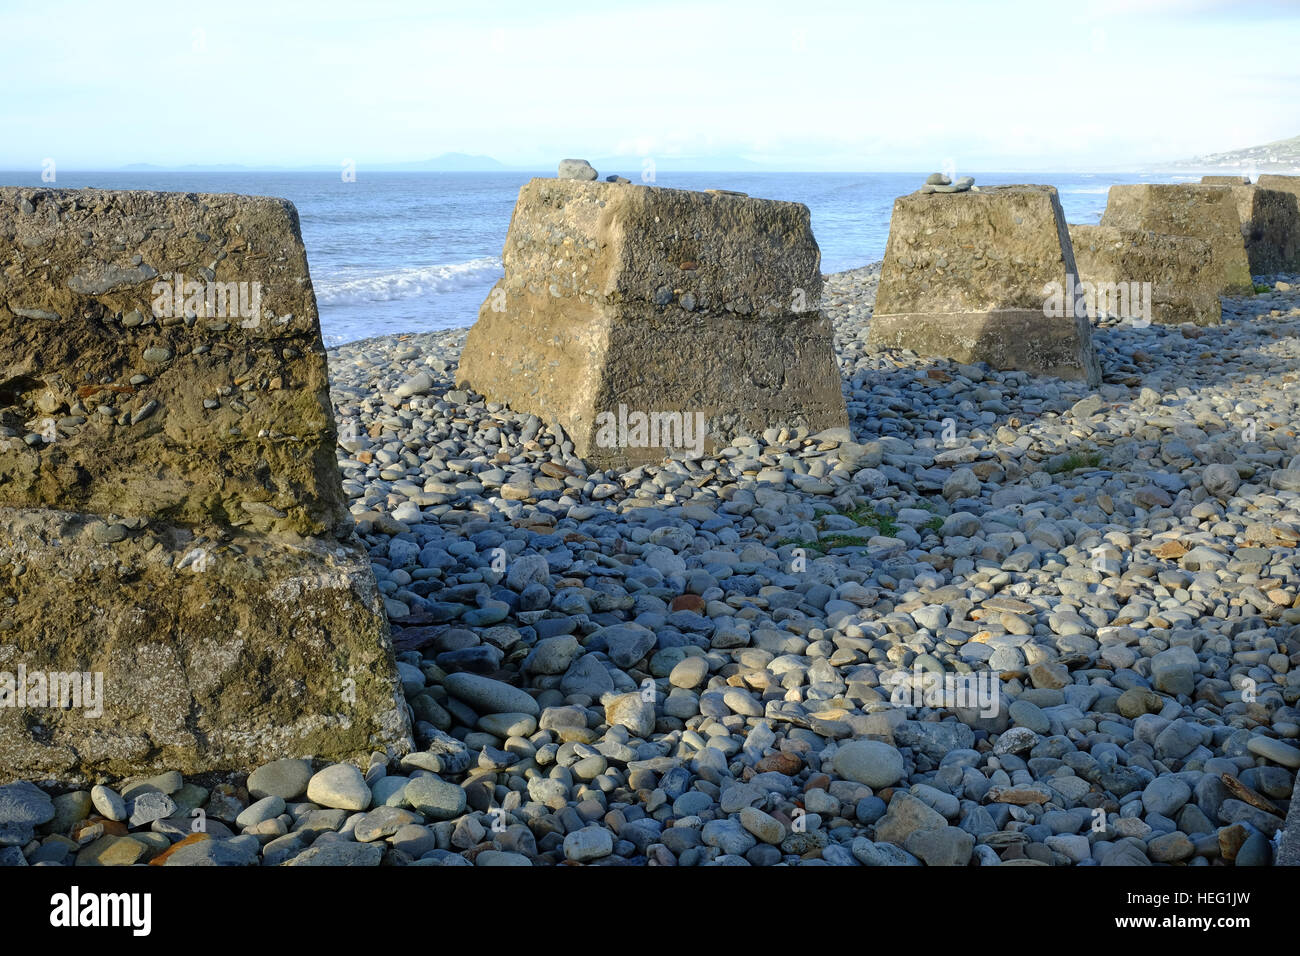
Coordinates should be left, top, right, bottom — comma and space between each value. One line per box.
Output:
2, 0, 1298, 172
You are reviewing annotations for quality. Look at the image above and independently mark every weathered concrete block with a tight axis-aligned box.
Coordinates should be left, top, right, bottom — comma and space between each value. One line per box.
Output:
1201, 177, 1300, 273
1100, 184, 1253, 294
0, 188, 347, 538
1257, 173, 1300, 199
1224, 184, 1300, 275
455, 179, 847, 467
868, 186, 1100, 385
0, 188, 412, 782
1068, 225, 1221, 326
0, 508, 410, 782
1256, 176, 1300, 274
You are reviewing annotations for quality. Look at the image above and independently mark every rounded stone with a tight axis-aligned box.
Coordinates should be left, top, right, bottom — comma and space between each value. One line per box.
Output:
476, 850, 533, 866
444, 673, 539, 717
1235, 832, 1272, 866
306, 764, 372, 811
1117, 687, 1164, 719
90, 784, 127, 822
1147, 831, 1194, 863
235, 794, 286, 829
404, 776, 467, 821
738, 806, 786, 845
1008, 700, 1050, 734
247, 758, 313, 800
832, 740, 905, 789
1201, 463, 1240, 499
563, 826, 614, 862
1141, 777, 1191, 817
669, 656, 708, 688
0, 782, 55, 828
127, 791, 176, 828
1246, 735, 1300, 769
557, 159, 598, 181
605, 692, 655, 737
478, 712, 537, 738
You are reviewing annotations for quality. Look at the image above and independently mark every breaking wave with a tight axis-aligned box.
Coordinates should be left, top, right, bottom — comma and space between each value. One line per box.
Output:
314, 257, 502, 305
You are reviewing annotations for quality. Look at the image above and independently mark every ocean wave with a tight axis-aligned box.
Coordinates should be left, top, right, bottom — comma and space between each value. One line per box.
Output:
1060, 185, 1111, 195
315, 257, 502, 305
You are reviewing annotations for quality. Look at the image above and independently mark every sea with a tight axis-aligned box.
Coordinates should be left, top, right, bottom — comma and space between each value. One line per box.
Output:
0, 168, 1196, 346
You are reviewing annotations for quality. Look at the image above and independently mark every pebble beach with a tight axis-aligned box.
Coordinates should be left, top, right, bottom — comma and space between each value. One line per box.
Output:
5, 261, 1300, 867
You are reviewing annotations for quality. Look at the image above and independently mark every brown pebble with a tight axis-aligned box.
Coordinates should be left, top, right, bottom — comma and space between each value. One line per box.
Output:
670, 594, 705, 614
1218, 823, 1248, 861
755, 752, 802, 775
803, 773, 831, 793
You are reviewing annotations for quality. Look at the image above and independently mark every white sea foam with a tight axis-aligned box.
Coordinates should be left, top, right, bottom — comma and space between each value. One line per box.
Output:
315, 257, 502, 305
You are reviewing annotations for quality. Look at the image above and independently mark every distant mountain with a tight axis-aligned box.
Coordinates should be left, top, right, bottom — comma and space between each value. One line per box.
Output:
105, 152, 818, 175
1161, 133, 1300, 173
119, 162, 290, 171
390, 153, 507, 171
589, 154, 768, 174
114, 154, 508, 172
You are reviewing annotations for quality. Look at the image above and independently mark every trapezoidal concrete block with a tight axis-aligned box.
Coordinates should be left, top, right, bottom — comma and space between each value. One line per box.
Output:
1256, 176, 1300, 273
1230, 185, 1300, 274
868, 185, 1100, 385
1200, 177, 1300, 274
1099, 184, 1253, 294
1068, 225, 1221, 326
0, 507, 410, 782
1257, 174, 1300, 200
455, 179, 848, 467
0, 188, 347, 538
0, 188, 411, 782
